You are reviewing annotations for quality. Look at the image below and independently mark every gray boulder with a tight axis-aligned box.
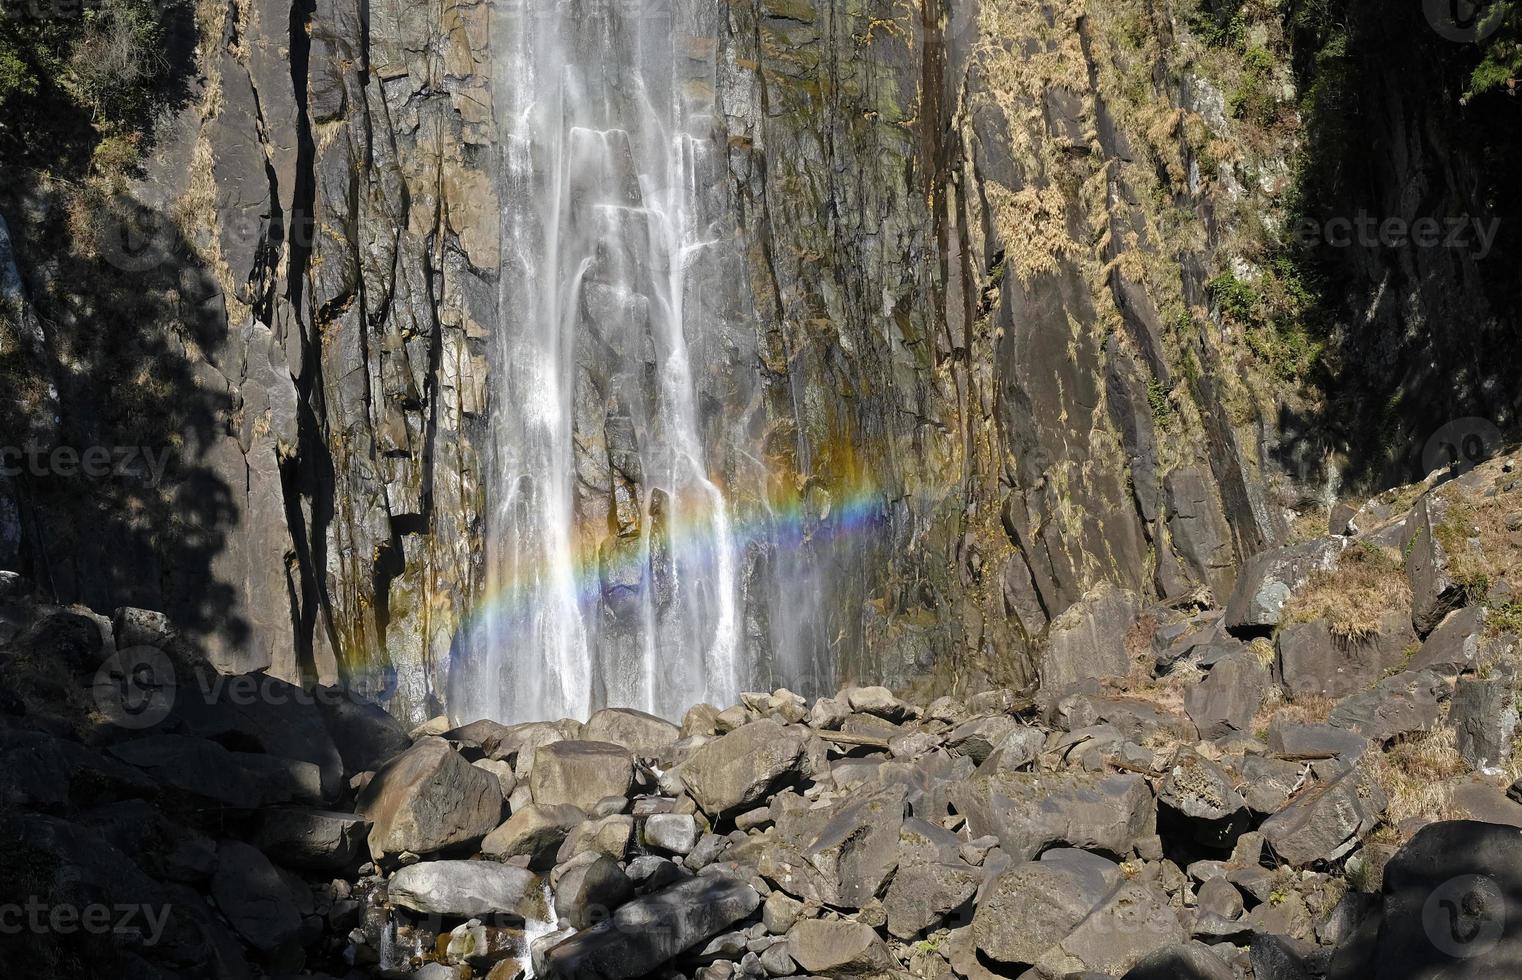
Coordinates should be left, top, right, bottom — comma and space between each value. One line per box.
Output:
1038, 880, 1186, 976
1225, 537, 1344, 631
884, 818, 979, 939
1158, 752, 1249, 848
529, 740, 634, 810
555, 814, 633, 864
949, 768, 1155, 861
1277, 613, 1411, 700
844, 685, 916, 722
1367, 821, 1522, 978
1185, 647, 1269, 737
680, 719, 807, 817
539, 874, 759, 979
1042, 581, 1140, 689
356, 736, 503, 860
315, 686, 413, 774
1327, 670, 1445, 742
1410, 606, 1483, 673
581, 707, 680, 758
254, 807, 370, 871
1452, 674, 1519, 771
796, 782, 906, 909
945, 715, 1021, 764
973, 849, 1119, 966
1260, 765, 1385, 867
1406, 494, 1464, 635
1267, 720, 1370, 760
172, 673, 346, 801
1122, 944, 1235, 980
643, 813, 698, 855
211, 840, 303, 954
554, 854, 634, 929
786, 919, 899, 976
481, 803, 585, 868
388, 861, 545, 921
108, 734, 271, 808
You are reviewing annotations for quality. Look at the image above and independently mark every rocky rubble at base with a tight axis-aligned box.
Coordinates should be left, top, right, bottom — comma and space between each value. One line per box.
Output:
3, 455, 1522, 978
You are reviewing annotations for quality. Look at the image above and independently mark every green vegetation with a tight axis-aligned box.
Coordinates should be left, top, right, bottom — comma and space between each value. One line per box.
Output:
1207, 265, 1326, 382
0, 0, 186, 176
1466, 3, 1519, 100
1230, 44, 1282, 124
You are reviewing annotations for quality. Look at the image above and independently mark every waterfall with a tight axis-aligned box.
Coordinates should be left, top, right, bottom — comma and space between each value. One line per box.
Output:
458, 0, 745, 723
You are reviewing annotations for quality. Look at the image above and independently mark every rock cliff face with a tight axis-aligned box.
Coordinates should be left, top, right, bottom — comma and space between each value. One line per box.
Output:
0, 0, 1514, 720
715, 0, 1290, 692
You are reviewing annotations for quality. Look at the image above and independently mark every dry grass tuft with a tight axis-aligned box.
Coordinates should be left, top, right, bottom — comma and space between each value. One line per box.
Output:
1369, 726, 1470, 825
1281, 542, 1410, 642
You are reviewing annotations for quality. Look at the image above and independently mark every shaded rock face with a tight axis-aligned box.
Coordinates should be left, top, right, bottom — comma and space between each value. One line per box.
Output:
1359, 821, 1522, 979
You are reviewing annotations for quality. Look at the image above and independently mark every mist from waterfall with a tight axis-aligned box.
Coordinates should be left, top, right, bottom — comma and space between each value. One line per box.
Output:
455, 0, 746, 724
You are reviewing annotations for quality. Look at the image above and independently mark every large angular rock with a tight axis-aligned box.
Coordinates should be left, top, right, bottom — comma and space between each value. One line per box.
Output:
172, 672, 347, 801
315, 686, 413, 774
581, 708, 679, 758
972, 849, 1120, 966
1185, 647, 1269, 737
1158, 752, 1249, 848
884, 818, 979, 939
946, 715, 1022, 764
844, 685, 916, 722
1041, 581, 1140, 689
1260, 765, 1385, 867
1122, 944, 1235, 980
488, 719, 585, 772
539, 874, 759, 979
1367, 821, 1522, 978
680, 719, 807, 817
2, 730, 155, 807
482, 803, 586, 869
388, 861, 545, 920
1407, 494, 1464, 635
211, 840, 303, 954
554, 854, 634, 929
1410, 606, 1482, 673
787, 919, 899, 976
642, 813, 698, 855
529, 741, 634, 810
1225, 538, 1345, 631
556, 814, 633, 864
254, 807, 370, 871
1038, 880, 1186, 977
1451, 674, 1519, 772
357, 737, 503, 859
949, 768, 1155, 861
1277, 614, 1411, 699
1327, 670, 1445, 742
796, 782, 906, 909
108, 734, 271, 808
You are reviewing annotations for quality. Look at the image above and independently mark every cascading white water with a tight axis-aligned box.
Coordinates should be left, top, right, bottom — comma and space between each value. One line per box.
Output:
458, 0, 741, 723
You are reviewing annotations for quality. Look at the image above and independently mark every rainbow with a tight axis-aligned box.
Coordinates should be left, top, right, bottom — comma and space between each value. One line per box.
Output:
456, 469, 893, 645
